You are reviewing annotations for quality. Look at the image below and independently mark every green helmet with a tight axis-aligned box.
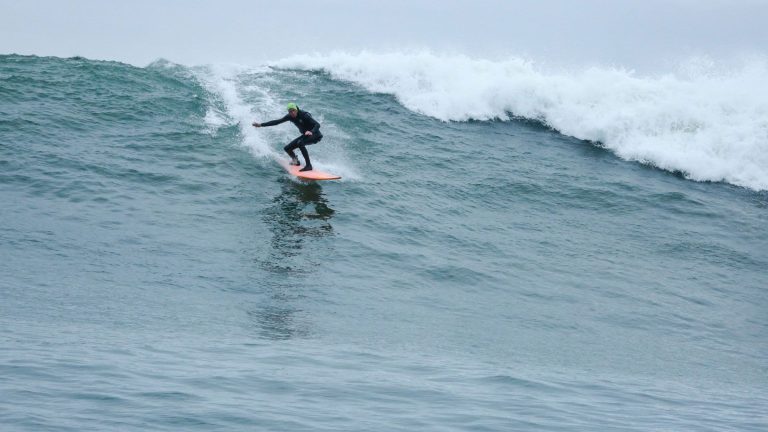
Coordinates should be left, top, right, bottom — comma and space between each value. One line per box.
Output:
286, 102, 298, 111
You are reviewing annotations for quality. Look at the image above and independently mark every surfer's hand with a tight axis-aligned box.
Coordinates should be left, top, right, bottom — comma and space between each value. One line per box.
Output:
304, 131, 313, 136
252, 122, 261, 127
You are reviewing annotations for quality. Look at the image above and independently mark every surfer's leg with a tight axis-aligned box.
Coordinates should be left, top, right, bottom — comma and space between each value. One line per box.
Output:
284, 137, 302, 165
298, 136, 321, 172
298, 145, 312, 171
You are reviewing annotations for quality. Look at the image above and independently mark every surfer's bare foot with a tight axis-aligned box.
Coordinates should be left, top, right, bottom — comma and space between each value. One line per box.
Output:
299, 165, 313, 172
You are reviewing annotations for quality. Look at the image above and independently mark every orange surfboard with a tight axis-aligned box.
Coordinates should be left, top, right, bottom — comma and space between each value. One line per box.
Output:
278, 159, 341, 181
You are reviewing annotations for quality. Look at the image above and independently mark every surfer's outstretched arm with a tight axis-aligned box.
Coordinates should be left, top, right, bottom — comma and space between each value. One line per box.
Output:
252, 114, 290, 127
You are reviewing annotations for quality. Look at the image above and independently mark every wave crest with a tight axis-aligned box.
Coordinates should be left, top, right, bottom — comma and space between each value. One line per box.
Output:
273, 52, 768, 191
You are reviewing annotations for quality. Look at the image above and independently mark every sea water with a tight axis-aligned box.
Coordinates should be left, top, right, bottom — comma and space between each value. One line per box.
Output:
1, 53, 766, 431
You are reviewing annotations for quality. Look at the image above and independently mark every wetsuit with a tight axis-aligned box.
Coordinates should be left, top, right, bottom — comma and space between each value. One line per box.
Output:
260, 109, 323, 168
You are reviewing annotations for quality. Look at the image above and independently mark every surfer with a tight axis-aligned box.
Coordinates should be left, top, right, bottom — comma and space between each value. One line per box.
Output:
252, 103, 322, 172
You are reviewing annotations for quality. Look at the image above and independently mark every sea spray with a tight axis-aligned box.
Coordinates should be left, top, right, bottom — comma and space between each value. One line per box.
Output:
193, 63, 360, 179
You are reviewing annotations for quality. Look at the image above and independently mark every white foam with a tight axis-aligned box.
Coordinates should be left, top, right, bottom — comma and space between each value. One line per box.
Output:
273, 52, 768, 191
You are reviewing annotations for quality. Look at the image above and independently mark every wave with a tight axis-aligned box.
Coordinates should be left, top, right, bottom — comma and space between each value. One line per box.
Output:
191, 62, 360, 180
272, 52, 768, 191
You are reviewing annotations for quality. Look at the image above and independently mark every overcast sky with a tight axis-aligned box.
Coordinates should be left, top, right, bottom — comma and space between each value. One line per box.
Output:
1, 0, 767, 70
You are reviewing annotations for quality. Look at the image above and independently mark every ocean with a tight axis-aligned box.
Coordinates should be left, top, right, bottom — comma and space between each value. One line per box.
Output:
1, 53, 766, 431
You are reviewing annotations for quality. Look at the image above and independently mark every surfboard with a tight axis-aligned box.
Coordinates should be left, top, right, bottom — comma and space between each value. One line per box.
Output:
278, 159, 341, 181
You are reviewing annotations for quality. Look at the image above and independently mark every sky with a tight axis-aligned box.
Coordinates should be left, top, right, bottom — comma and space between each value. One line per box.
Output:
1, 0, 767, 70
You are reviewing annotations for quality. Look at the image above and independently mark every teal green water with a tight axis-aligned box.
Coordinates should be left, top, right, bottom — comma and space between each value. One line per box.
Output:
1, 54, 767, 431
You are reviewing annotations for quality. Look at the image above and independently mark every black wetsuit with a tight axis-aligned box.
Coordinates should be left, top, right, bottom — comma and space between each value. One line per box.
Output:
260, 109, 323, 167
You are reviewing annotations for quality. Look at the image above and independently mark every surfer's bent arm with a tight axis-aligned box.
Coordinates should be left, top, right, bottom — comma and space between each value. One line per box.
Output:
253, 115, 290, 128
305, 113, 321, 135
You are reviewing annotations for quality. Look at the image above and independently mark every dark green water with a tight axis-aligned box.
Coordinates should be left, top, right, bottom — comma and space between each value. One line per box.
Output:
1, 54, 766, 431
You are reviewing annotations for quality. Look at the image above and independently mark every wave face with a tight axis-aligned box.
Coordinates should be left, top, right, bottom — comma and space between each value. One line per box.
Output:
274, 52, 768, 191
2, 54, 767, 432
